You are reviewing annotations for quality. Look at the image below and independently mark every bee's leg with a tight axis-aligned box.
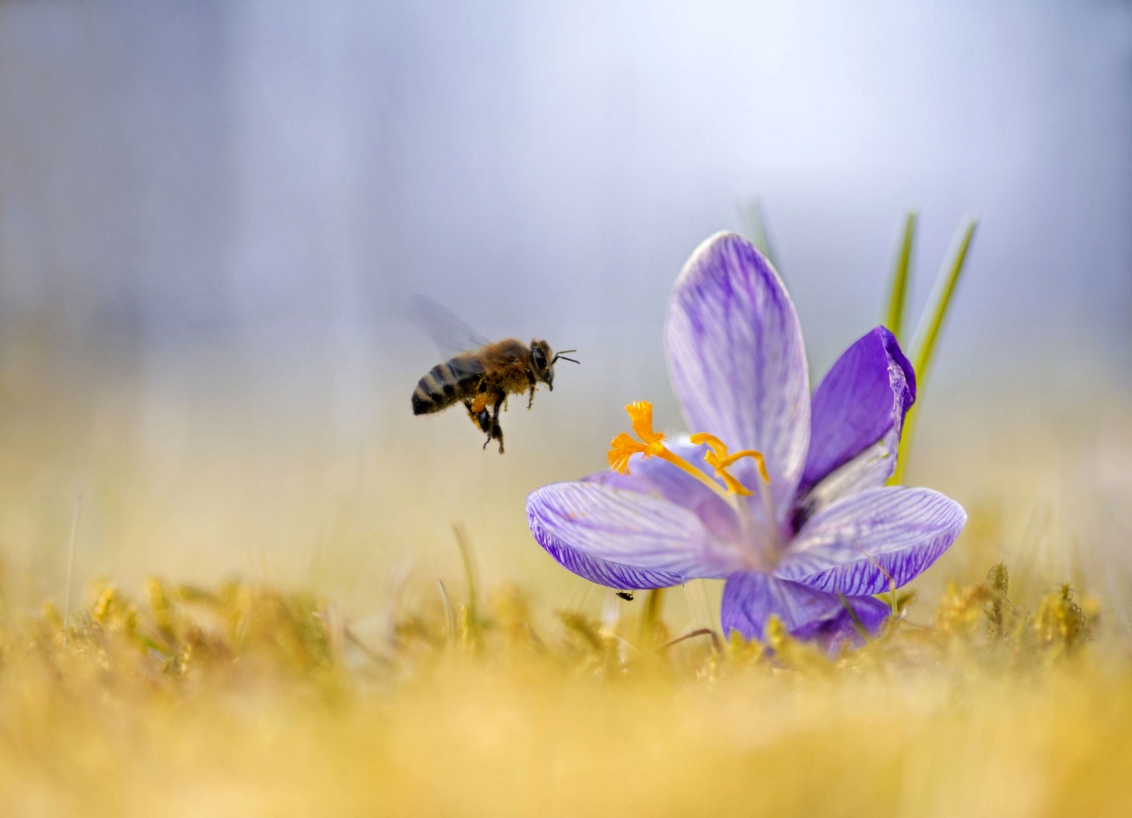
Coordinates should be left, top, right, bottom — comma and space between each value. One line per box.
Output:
527, 371, 536, 409
475, 409, 494, 450
466, 399, 493, 443
490, 394, 506, 454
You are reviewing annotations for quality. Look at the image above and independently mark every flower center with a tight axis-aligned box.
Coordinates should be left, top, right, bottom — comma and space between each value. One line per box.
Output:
607, 402, 766, 506
607, 401, 780, 568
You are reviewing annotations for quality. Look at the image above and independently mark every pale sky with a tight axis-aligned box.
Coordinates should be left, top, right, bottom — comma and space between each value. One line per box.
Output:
0, 0, 1129, 388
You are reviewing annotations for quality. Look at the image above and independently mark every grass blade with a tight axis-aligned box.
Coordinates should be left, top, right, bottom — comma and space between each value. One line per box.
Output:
438, 580, 455, 646
63, 496, 82, 647
910, 214, 977, 384
452, 523, 478, 624
639, 587, 666, 646
883, 211, 917, 344
892, 214, 978, 484
741, 200, 780, 272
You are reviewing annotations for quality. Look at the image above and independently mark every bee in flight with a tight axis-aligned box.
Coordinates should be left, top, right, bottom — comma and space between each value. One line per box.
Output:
407, 295, 578, 454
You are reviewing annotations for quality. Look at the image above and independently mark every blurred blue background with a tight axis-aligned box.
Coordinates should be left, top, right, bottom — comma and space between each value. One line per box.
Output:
0, 0, 1129, 608
2, 0, 1129, 377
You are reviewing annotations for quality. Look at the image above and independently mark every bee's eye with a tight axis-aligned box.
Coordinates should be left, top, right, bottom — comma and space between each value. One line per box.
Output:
532, 348, 547, 369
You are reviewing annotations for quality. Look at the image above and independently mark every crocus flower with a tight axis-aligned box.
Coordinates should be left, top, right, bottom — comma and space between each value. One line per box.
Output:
526, 232, 966, 648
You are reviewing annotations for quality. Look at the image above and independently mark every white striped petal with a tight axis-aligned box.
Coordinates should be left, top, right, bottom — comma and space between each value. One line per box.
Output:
775, 487, 966, 596
526, 482, 748, 588
666, 232, 810, 520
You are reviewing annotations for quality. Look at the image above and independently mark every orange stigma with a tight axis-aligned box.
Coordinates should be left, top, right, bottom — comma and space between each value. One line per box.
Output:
688, 434, 769, 496
607, 402, 670, 474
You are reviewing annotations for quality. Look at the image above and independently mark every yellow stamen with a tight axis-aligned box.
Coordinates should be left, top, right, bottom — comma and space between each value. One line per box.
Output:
607, 403, 768, 503
689, 433, 770, 496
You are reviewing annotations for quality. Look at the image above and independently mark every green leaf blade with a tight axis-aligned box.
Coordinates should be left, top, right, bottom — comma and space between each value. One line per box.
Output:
891, 213, 978, 485
911, 214, 978, 385
883, 211, 917, 344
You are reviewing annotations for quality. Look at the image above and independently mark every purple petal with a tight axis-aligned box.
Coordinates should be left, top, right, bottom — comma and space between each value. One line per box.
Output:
793, 327, 915, 526
776, 487, 966, 596
721, 571, 890, 649
805, 599, 892, 653
666, 232, 810, 518
526, 482, 748, 590
582, 437, 741, 542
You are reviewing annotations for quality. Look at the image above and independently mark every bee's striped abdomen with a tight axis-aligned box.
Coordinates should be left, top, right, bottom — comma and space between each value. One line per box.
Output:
412, 362, 455, 415
411, 355, 483, 415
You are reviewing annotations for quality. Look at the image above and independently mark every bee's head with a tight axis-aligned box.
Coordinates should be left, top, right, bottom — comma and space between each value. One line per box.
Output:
529, 340, 579, 391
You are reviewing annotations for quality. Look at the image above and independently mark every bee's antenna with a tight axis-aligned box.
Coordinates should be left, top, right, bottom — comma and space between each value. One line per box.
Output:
552, 350, 580, 365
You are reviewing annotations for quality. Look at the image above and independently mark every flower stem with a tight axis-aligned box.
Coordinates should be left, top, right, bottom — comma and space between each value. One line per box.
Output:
639, 588, 666, 646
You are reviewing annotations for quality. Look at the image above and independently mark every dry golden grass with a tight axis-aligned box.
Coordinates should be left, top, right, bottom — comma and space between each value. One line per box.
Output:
0, 559, 1127, 818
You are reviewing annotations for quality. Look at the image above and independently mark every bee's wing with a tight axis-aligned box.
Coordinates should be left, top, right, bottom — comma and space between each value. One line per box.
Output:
405, 295, 493, 357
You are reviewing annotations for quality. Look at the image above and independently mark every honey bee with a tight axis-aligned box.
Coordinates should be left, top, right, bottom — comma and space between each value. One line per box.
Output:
407, 295, 578, 454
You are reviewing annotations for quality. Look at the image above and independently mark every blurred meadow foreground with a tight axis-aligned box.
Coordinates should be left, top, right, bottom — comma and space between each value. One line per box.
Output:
2, 2, 1132, 817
